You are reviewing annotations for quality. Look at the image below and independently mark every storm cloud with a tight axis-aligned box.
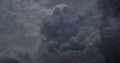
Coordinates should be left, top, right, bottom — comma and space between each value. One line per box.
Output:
38, 3, 105, 63
1, 0, 120, 63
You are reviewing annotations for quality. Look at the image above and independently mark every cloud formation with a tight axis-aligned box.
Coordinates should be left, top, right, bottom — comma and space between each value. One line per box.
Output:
38, 4, 105, 63
2, 0, 120, 63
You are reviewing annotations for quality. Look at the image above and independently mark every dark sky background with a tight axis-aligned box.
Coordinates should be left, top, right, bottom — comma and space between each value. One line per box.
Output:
0, 0, 120, 63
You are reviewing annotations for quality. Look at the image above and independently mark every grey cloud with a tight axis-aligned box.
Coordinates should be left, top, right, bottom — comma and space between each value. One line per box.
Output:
0, 48, 32, 63
1, 0, 119, 63
38, 4, 105, 63
0, 0, 48, 63
0, 0, 50, 51
98, 0, 120, 63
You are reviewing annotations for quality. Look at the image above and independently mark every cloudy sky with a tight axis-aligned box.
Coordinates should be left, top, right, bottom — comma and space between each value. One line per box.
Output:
0, 0, 120, 63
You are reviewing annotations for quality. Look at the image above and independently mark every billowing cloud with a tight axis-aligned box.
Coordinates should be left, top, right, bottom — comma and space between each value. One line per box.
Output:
38, 4, 105, 63
2, 0, 120, 63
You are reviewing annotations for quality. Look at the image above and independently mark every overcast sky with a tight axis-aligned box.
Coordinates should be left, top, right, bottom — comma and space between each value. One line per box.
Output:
1, 0, 120, 63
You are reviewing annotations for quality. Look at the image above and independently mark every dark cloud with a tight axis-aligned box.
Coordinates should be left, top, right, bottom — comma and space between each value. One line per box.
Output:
0, 0, 46, 51
42, 0, 96, 8
0, 48, 32, 63
38, 4, 105, 63
2, 0, 120, 63
98, 0, 120, 17
0, 57, 19, 63
0, 0, 44, 63
98, 0, 120, 63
